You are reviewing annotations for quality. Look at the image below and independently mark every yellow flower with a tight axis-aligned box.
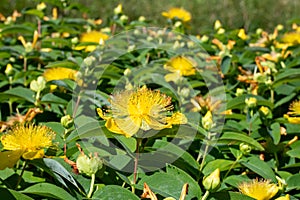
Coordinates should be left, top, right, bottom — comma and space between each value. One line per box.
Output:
275, 194, 290, 200
75, 31, 109, 52
238, 28, 248, 40
164, 56, 196, 82
0, 124, 55, 169
43, 67, 78, 82
284, 100, 300, 124
239, 179, 279, 200
162, 7, 191, 22
97, 86, 187, 137
281, 32, 300, 45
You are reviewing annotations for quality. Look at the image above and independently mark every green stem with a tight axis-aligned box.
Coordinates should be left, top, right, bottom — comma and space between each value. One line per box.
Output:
15, 161, 27, 189
132, 138, 142, 193
201, 190, 210, 200
198, 132, 211, 171
224, 154, 242, 178
87, 173, 95, 198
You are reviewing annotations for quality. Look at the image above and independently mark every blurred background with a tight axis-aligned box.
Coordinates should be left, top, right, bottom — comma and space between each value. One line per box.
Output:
1, 0, 300, 33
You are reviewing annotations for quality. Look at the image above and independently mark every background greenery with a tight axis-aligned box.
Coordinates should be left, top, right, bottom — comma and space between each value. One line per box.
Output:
1, 0, 300, 33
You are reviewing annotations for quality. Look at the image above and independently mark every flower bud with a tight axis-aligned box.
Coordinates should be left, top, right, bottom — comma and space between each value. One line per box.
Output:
236, 88, 244, 96
245, 97, 257, 108
238, 28, 247, 40
203, 168, 220, 191
120, 15, 128, 22
214, 20, 222, 30
114, 4, 123, 15
202, 111, 213, 130
76, 153, 103, 177
5, 63, 13, 76
239, 143, 251, 155
259, 106, 270, 116
60, 115, 74, 129
37, 2, 47, 11
30, 76, 46, 92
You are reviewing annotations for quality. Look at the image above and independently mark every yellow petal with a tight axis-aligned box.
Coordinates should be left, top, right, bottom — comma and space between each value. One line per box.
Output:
167, 112, 187, 125
22, 149, 45, 160
0, 150, 23, 169
164, 72, 181, 82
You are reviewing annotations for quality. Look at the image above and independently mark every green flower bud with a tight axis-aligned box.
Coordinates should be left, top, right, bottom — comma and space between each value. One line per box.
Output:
60, 115, 74, 129
76, 153, 103, 177
203, 168, 220, 191
239, 143, 251, 155
30, 76, 46, 92
245, 97, 257, 108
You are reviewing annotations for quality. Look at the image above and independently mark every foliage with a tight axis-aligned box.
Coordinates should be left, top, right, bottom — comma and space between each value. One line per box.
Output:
0, 1, 300, 200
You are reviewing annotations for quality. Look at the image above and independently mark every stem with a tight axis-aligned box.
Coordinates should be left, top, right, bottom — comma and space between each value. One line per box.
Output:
15, 161, 27, 189
270, 89, 274, 104
87, 173, 95, 198
132, 138, 142, 193
72, 94, 81, 118
201, 190, 210, 200
224, 154, 242, 179
198, 132, 211, 171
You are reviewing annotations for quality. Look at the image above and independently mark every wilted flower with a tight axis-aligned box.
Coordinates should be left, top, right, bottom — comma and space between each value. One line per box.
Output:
0, 124, 55, 169
284, 100, 300, 124
18, 30, 39, 52
97, 86, 187, 137
239, 179, 279, 200
162, 7, 191, 22
203, 168, 220, 191
75, 31, 109, 52
164, 56, 196, 82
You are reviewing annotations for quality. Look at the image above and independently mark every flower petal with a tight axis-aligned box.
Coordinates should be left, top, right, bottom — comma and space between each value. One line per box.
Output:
22, 149, 45, 160
0, 150, 23, 169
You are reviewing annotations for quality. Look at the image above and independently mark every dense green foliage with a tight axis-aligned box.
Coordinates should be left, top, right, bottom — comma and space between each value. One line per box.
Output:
0, 1, 300, 200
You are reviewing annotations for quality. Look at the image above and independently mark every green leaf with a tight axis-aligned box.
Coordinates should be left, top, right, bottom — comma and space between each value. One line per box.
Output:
202, 159, 241, 175
221, 56, 231, 74
0, 188, 33, 200
93, 185, 139, 200
22, 183, 75, 200
41, 93, 68, 104
45, 61, 79, 69
273, 68, 300, 87
217, 132, 264, 151
1, 87, 35, 103
24, 9, 44, 18
224, 175, 250, 188
270, 123, 281, 145
114, 135, 137, 153
137, 165, 201, 199
1, 25, 34, 35
286, 174, 300, 191
240, 156, 277, 182
210, 191, 255, 200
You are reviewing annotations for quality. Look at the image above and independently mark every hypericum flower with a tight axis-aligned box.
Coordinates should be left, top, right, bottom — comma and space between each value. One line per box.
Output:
239, 179, 279, 200
284, 100, 300, 124
97, 86, 187, 137
281, 32, 300, 45
0, 124, 55, 169
162, 7, 191, 22
164, 56, 196, 82
43, 67, 78, 82
75, 31, 109, 52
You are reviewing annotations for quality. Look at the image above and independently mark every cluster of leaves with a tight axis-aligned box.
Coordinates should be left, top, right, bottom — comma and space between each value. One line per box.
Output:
0, 1, 300, 200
